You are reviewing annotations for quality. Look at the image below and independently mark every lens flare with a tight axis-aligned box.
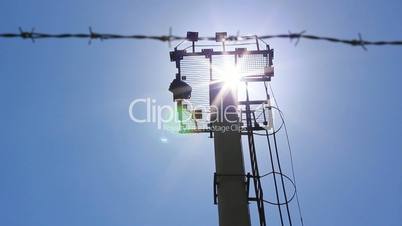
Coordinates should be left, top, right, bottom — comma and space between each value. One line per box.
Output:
220, 63, 241, 90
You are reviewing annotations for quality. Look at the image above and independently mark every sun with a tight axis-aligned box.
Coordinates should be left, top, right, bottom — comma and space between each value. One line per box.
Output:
220, 62, 242, 90
209, 61, 247, 107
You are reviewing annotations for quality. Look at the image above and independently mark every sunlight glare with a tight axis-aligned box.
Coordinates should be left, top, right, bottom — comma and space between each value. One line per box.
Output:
220, 62, 241, 90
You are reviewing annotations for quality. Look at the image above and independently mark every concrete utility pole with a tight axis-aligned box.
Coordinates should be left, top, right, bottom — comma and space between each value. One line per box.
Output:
210, 82, 251, 226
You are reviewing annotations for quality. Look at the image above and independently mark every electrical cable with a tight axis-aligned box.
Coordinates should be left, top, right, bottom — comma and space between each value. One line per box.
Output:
268, 83, 305, 226
262, 81, 293, 225
260, 172, 297, 206
259, 89, 285, 226
272, 130, 293, 226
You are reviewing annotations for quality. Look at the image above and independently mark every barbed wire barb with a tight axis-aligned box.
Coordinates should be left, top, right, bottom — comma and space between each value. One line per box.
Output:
18, 27, 36, 43
295, 30, 306, 46
357, 33, 367, 51
168, 27, 173, 48
236, 30, 241, 41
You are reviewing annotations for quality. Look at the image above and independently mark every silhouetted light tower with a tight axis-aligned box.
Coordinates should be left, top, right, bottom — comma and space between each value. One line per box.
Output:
169, 31, 298, 226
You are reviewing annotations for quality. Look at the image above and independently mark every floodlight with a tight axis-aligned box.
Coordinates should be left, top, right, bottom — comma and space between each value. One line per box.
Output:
186, 31, 199, 42
215, 32, 227, 42
168, 76, 192, 101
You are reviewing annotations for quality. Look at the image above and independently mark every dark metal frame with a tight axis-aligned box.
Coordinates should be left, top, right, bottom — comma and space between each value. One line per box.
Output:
170, 43, 274, 135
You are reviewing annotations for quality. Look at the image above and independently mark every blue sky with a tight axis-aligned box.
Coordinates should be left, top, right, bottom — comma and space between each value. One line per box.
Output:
1, 0, 402, 225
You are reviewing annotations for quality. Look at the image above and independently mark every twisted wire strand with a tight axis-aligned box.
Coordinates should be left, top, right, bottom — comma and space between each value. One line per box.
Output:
1, 27, 402, 49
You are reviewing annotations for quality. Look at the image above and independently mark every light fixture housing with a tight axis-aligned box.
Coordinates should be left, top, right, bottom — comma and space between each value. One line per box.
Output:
215, 32, 227, 42
186, 31, 199, 42
168, 75, 192, 101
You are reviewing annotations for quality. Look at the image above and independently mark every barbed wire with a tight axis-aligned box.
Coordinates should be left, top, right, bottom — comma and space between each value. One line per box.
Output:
1, 27, 402, 49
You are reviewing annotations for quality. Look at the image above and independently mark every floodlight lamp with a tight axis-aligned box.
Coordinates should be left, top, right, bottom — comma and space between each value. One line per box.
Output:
186, 31, 199, 42
215, 32, 227, 42
168, 77, 192, 101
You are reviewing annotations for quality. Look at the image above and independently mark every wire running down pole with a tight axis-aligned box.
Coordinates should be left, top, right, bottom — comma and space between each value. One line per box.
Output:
263, 109, 285, 226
